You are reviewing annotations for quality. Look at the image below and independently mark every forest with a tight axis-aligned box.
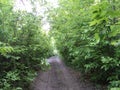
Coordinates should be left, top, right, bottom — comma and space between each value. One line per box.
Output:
0, 0, 120, 90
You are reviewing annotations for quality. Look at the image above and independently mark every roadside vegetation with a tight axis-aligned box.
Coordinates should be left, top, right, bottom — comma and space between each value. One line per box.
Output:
49, 0, 120, 89
0, 0, 53, 89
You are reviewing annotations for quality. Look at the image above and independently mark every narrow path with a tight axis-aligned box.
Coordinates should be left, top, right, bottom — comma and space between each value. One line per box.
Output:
31, 56, 102, 90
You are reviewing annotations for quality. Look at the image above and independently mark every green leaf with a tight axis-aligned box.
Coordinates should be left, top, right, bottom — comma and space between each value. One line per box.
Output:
94, 33, 100, 43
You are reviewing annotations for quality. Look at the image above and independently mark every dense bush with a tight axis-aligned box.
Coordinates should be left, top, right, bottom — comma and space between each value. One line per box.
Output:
0, 0, 53, 89
49, 0, 120, 89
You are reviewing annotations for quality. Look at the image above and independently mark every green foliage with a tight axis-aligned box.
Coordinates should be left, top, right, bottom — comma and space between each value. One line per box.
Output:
40, 58, 50, 71
0, 1, 53, 89
0, 42, 14, 55
49, 0, 120, 89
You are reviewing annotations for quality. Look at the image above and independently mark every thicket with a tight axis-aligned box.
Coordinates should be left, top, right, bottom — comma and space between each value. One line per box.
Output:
49, 0, 120, 89
0, 0, 52, 90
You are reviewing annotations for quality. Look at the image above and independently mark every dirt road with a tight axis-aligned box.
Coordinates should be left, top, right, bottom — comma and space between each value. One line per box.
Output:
31, 56, 102, 90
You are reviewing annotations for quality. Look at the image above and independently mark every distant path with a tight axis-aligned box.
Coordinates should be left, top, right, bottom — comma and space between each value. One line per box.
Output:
31, 56, 102, 90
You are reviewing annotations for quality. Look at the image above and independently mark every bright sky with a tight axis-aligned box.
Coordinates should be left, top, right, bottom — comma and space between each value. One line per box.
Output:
14, 0, 59, 31
14, 0, 58, 14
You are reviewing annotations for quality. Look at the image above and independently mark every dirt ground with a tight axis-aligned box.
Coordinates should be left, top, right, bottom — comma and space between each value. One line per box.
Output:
31, 56, 104, 90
